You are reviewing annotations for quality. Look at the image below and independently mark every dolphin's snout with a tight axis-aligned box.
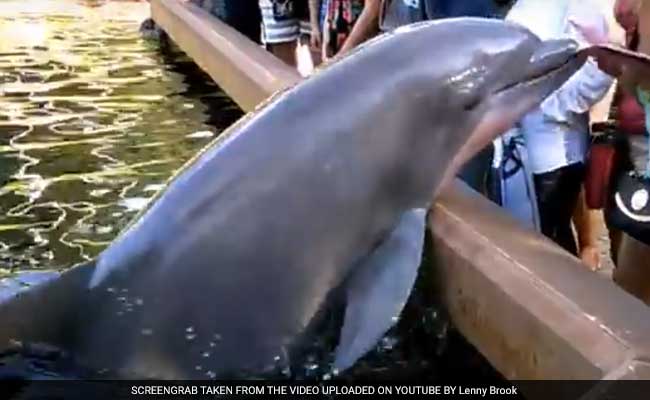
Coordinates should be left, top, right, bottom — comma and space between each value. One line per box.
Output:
529, 39, 579, 76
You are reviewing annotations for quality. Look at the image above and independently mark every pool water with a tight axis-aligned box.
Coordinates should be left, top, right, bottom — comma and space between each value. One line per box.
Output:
0, 0, 242, 276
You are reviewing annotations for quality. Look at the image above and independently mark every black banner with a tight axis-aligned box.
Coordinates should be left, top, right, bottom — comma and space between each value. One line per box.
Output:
1, 380, 650, 400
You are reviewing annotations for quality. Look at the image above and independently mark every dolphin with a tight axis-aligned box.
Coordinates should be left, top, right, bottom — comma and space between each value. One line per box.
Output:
0, 18, 584, 379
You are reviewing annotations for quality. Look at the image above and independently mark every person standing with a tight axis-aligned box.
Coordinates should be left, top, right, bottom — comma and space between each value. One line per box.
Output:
333, 0, 379, 56
333, 0, 512, 57
308, 0, 328, 59
502, 1, 615, 259
197, 0, 262, 43
259, 0, 311, 67
322, 0, 366, 58
604, 0, 650, 304
139, 0, 262, 44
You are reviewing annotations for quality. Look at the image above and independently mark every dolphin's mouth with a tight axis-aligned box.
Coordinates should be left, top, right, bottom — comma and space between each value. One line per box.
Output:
495, 39, 580, 95
494, 56, 576, 95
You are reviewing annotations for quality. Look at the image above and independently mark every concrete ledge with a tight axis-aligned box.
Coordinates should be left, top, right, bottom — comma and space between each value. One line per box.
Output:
149, 0, 650, 387
431, 184, 650, 384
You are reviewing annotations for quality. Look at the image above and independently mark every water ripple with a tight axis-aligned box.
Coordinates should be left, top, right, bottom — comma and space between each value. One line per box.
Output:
0, 0, 242, 272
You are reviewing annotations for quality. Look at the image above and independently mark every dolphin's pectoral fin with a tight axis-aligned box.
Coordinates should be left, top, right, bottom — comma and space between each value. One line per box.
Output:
333, 208, 427, 371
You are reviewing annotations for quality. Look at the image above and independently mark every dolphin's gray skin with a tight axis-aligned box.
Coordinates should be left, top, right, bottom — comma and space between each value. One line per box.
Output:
0, 18, 583, 379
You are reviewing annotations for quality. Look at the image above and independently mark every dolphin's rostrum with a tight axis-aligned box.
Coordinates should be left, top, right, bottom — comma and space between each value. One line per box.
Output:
0, 18, 583, 379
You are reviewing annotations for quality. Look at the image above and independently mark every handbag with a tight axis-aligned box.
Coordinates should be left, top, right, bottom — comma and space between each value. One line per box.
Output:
605, 87, 650, 245
584, 123, 627, 209
617, 89, 646, 135
606, 171, 650, 246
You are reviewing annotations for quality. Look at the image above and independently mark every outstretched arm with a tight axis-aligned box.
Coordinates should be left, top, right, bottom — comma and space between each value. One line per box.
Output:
540, 8, 615, 119
337, 0, 382, 55
541, 59, 615, 120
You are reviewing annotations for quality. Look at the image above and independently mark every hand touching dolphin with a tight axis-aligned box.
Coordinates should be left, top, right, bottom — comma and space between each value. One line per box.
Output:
0, 18, 583, 379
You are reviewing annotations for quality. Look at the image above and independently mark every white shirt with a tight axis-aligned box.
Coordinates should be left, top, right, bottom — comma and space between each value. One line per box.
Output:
505, 0, 615, 174
519, 59, 614, 174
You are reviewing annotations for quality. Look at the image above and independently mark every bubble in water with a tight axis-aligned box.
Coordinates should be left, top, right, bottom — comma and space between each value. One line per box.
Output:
91, 189, 111, 198
273, 355, 281, 362
121, 288, 128, 293
380, 336, 398, 351
143, 184, 165, 193
119, 197, 149, 212
141, 328, 153, 336
116, 296, 127, 303
96, 226, 113, 235
201, 351, 210, 358
195, 365, 203, 371
186, 130, 213, 139
209, 342, 216, 348
305, 363, 318, 371
213, 333, 221, 341
106, 287, 115, 293
332, 368, 340, 376
391, 316, 399, 323
322, 373, 331, 380
134, 298, 144, 306
206, 370, 216, 379
186, 326, 194, 333
185, 334, 197, 341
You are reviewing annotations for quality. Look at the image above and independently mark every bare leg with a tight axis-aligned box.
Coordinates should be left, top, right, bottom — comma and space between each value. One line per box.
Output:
267, 41, 298, 68
573, 187, 601, 270
303, 35, 322, 67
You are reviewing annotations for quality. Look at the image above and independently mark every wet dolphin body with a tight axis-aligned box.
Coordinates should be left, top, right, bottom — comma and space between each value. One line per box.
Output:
0, 18, 583, 379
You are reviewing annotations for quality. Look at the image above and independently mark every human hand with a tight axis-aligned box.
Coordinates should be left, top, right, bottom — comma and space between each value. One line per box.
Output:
591, 50, 624, 77
614, 0, 641, 32
310, 26, 321, 50
580, 245, 601, 271
581, 45, 650, 90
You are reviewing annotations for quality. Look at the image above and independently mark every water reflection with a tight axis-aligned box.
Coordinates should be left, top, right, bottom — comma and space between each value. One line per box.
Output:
0, 0, 242, 273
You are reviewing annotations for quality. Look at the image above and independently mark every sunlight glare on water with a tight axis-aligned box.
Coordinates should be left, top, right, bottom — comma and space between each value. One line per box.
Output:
0, 0, 241, 274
